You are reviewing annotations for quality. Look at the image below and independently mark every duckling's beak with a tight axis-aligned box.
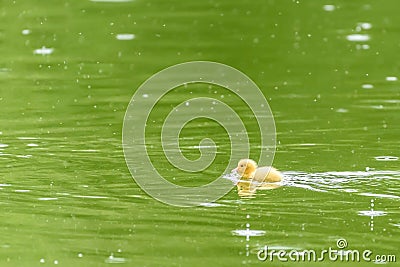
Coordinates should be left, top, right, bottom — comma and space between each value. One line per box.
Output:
232, 167, 238, 173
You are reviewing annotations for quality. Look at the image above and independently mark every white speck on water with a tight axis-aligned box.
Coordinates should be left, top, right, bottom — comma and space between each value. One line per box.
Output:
38, 197, 58, 201
16, 155, 32, 158
362, 84, 374, 89
231, 229, 266, 237
116, 33, 135, 40
27, 143, 39, 147
374, 156, 398, 161
18, 137, 38, 140
323, 4, 335, 11
185, 101, 189, 106
105, 255, 126, 264
0, 184, 12, 187
22, 29, 31, 35
336, 108, 348, 113
40, 258, 45, 263
142, 94, 149, 98
386, 76, 397, 81
358, 210, 387, 216
0, 144, 8, 148
78, 253, 83, 258
358, 22, 372, 30
73, 195, 109, 199
356, 44, 370, 50
199, 202, 224, 207
15, 189, 31, 193
346, 34, 370, 42
54, 260, 59, 265
33, 47, 54, 55
299, 143, 317, 146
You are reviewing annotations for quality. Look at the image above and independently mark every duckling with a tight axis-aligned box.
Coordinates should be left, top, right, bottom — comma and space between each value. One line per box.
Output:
233, 159, 283, 195
234, 159, 283, 182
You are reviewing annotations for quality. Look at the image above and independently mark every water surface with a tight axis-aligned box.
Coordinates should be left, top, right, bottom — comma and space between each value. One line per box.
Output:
1, 0, 399, 266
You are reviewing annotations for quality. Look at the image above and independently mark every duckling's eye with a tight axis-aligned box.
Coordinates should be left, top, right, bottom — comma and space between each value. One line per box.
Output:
240, 164, 244, 167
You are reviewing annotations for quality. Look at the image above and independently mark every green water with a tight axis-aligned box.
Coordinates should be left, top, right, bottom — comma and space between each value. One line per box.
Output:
1, 0, 399, 266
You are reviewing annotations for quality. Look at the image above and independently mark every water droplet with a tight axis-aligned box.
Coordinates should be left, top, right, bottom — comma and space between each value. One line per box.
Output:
116, 33, 135, 40
323, 5, 335, 11
346, 34, 370, 42
22, 29, 31, 35
362, 84, 373, 89
386, 76, 397, 81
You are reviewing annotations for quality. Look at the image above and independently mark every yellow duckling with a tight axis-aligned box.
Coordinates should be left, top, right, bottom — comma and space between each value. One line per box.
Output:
233, 159, 283, 196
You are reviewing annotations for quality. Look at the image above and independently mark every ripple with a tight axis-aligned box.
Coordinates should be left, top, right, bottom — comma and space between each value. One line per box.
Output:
16, 155, 32, 158
71, 149, 99, 152
358, 210, 387, 217
17, 137, 38, 140
358, 193, 400, 199
374, 156, 398, 161
0, 144, 8, 148
15, 189, 31, 193
282, 170, 400, 199
231, 229, 266, 237
27, 143, 39, 147
38, 197, 58, 201
33, 47, 54, 55
346, 34, 370, 42
73, 195, 109, 199
199, 202, 224, 207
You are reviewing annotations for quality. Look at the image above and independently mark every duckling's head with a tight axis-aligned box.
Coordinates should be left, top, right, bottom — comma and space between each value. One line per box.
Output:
234, 159, 257, 179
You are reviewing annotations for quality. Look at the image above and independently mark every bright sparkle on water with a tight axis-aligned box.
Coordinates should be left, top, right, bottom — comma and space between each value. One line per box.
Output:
116, 33, 135, 40
21, 29, 31, 35
358, 210, 387, 217
322, 5, 335, 11
362, 84, 374, 89
346, 34, 370, 42
33, 47, 54, 55
385, 76, 398, 81
231, 229, 266, 237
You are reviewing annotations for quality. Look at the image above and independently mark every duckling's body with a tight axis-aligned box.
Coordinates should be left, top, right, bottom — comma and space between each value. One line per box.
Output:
235, 159, 283, 182
234, 159, 283, 196
253, 166, 283, 183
